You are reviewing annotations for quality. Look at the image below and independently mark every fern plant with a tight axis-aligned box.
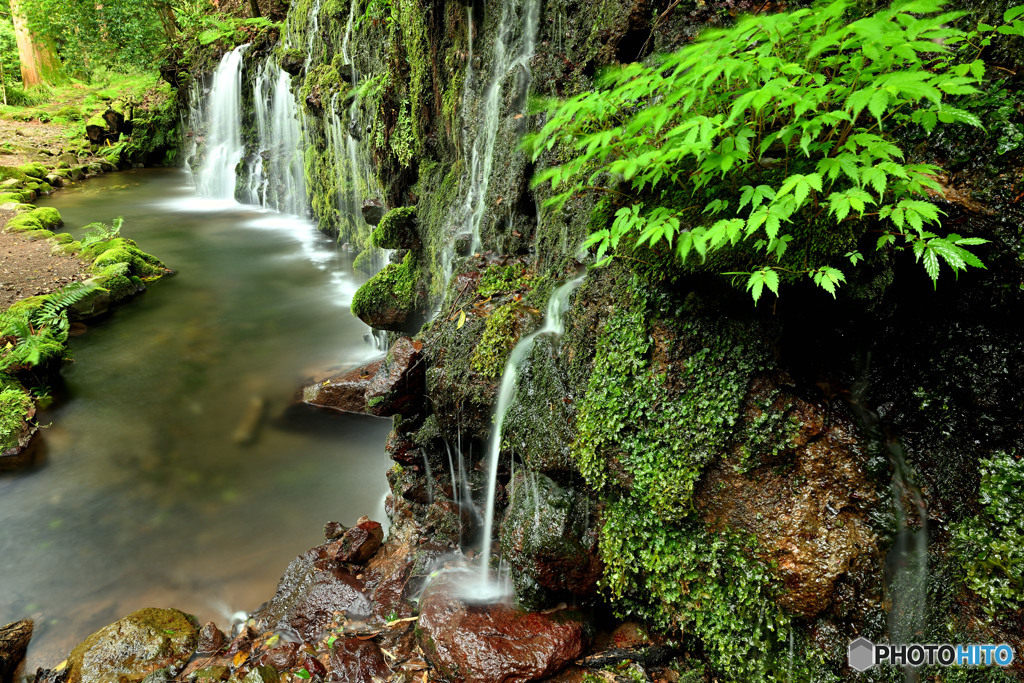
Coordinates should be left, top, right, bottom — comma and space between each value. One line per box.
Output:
530, 0, 1016, 302
79, 218, 122, 250
0, 281, 101, 371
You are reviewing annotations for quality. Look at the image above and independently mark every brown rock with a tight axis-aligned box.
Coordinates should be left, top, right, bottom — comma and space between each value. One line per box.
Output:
323, 521, 348, 541
327, 639, 391, 681
63, 608, 199, 683
301, 360, 383, 414
697, 390, 880, 618
417, 570, 588, 683
328, 517, 384, 564
364, 337, 425, 417
0, 619, 32, 683
195, 622, 226, 655
384, 429, 419, 465
361, 201, 386, 226
251, 547, 370, 641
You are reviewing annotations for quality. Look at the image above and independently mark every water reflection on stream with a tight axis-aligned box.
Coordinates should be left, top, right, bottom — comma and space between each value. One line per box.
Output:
0, 169, 392, 670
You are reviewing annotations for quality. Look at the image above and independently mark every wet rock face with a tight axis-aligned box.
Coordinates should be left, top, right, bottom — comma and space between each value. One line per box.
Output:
416, 570, 589, 683
64, 608, 199, 683
300, 360, 383, 414
251, 546, 370, 642
500, 472, 603, 609
365, 337, 426, 417
0, 619, 33, 682
697, 383, 881, 618
327, 639, 391, 681
328, 516, 384, 564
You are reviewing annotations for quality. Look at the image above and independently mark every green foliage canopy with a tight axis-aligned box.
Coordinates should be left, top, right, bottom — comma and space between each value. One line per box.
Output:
530, 0, 1021, 302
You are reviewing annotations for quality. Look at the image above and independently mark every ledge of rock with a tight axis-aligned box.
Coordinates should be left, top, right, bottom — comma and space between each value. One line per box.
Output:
416, 570, 589, 683
365, 337, 425, 417
301, 359, 383, 414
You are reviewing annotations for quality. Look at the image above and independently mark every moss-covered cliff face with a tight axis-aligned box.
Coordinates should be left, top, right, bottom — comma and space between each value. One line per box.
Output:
178, 0, 1024, 678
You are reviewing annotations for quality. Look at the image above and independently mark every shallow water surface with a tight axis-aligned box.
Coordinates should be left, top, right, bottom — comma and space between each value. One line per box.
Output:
0, 169, 392, 669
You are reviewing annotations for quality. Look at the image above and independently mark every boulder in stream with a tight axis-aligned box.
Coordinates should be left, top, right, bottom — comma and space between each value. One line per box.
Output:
61, 608, 199, 683
416, 569, 589, 683
364, 337, 425, 417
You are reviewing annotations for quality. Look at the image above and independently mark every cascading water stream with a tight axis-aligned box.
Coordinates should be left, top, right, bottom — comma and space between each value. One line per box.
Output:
194, 45, 249, 201
474, 275, 585, 596
442, 0, 543, 288
247, 58, 308, 215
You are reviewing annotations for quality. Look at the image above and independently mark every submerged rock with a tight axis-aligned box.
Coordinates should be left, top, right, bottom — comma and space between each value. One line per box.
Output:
62, 608, 199, 683
416, 570, 589, 683
300, 359, 383, 414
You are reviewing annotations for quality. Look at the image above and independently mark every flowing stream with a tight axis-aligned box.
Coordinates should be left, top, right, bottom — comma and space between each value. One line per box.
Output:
0, 170, 392, 671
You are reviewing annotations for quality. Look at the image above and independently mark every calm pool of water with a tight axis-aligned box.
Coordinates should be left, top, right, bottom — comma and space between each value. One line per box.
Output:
1, 169, 392, 670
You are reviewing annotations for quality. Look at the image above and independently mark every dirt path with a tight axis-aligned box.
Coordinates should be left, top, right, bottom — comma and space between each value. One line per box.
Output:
0, 213, 90, 310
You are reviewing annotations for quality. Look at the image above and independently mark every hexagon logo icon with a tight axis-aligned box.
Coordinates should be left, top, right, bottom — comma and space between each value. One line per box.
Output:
848, 637, 876, 672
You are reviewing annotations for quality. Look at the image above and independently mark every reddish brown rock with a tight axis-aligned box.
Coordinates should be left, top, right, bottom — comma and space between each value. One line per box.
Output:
251, 546, 370, 641
301, 360, 383, 414
416, 570, 589, 683
328, 517, 384, 564
697, 385, 880, 618
328, 639, 391, 681
195, 622, 226, 655
385, 428, 419, 465
364, 337, 425, 417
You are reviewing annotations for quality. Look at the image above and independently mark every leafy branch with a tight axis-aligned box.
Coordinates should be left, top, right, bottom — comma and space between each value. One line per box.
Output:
528, 0, 1020, 302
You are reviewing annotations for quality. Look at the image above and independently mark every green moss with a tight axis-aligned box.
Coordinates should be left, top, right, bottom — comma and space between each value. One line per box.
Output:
3, 214, 44, 233
470, 302, 521, 379
22, 230, 55, 241
569, 275, 788, 679
951, 451, 1024, 616
83, 238, 169, 280
0, 385, 32, 452
477, 263, 533, 298
28, 206, 62, 229
17, 162, 47, 179
353, 248, 384, 276
52, 233, 75, 245
0, 193, 24, 204
372, 206, 419, 249
350, 250, 419, 329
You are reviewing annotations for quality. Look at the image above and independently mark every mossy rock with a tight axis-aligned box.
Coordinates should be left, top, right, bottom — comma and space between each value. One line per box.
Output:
351, 251, 422, 333
17, 162, 47, 179
0, 192, 26, 205
371, 206, 420, 250
22, 229, 55, 241
64, 608, 199, 683
353, 249, 383, 276
3, 214, 44, 233
0, 382, 33, 455
56, 105, 82, 121
29, 206, 62, 229
52, 232, 75, 245
84, 238, 170, 280
54, 240, 82, 255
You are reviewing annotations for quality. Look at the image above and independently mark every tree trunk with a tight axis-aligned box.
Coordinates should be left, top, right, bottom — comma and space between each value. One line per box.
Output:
153, 1, 179, 41
249, 0, 262, 18
9, 0, 66, 87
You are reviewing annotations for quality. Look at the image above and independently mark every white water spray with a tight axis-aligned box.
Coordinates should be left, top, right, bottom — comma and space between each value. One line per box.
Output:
195, 45, 250, 201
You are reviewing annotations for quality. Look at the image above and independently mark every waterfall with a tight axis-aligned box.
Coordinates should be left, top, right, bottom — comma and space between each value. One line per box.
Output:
475, 275, 584, 596
445, 0, 543, 280
194, 45, 250, 201
247, 58, 308, 215
886, 439, 929, 647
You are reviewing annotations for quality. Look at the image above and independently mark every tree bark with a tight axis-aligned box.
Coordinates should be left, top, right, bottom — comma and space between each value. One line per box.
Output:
9, 0, 66, 87
249, 0, 262, 18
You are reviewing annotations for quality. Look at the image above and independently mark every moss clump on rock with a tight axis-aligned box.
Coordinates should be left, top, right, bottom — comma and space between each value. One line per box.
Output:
372, 206, 420, 250
81, 238, 170, 280
470, 302, 522, 379
351, 251, 421, 332
17, 162, 47, 179
3, 213, 44, 233
0, 382, 32, 454
28, 206, 62, 229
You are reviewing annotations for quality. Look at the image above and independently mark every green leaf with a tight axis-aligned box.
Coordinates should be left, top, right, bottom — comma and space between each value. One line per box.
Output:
295, 669, 311, 680
746, 268, 779, 303
1006, 5, 1024, 21
810, 266, 846, 297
